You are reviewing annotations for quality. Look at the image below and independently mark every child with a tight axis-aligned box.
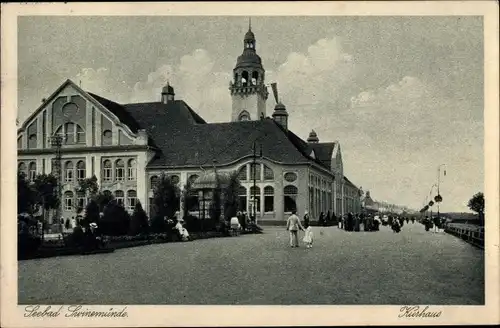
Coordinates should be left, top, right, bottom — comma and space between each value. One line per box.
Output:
302, 222, 314, 248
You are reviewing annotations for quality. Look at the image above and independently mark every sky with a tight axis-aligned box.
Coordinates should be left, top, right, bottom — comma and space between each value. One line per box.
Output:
17, 16, 484, 213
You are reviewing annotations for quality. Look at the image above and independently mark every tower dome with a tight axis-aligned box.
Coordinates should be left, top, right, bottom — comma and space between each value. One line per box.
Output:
230, 19, 269, 122
307, 130, 319, 143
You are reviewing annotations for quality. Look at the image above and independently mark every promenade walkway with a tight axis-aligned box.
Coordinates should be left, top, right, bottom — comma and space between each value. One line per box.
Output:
18, 222, 484, 305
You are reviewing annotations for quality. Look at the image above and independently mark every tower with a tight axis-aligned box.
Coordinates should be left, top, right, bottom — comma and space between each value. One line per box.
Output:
229, 20, 269, 122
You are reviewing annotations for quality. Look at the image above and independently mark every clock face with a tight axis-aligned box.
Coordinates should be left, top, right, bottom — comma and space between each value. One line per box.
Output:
61, 102, 79, 119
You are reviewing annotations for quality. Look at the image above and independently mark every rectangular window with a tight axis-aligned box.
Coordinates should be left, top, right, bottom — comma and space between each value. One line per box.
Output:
128, 197, 136, 211
116, 168, 125, 181
103, 168, 112, 182
128, 167, 136, 181
65, 170, 73, 183
264, 195, 274, 212
65, 198, 73, 211
77, 194, 86, 210
284, 195, 297, 213
77, 168, 85, 181
116, 197, 124, 207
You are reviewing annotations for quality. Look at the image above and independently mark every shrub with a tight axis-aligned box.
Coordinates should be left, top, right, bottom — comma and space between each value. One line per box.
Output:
101, 201, 130, 236
129, 201, 149, 235
18, 232, 41, 258
150, 215, 166, 233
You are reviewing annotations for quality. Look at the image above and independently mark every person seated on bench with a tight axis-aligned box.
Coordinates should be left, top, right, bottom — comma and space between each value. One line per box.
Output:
230, 216, 241, 236
175, 218, 190, 241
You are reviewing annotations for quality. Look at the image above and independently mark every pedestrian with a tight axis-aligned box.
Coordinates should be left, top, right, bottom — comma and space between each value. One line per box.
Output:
302, 220, 314, 249
318, 212, 325, 226
354, 214, 361, 231
433, 216, 440, 233
303, 211, 310, 228
286, 210, 304, 248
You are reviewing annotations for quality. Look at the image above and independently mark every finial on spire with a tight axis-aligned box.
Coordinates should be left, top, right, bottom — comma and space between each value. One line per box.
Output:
249, 17, 252, 31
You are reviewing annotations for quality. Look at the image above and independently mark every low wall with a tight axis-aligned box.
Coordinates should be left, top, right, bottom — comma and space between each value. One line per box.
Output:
444, 223, 484, 249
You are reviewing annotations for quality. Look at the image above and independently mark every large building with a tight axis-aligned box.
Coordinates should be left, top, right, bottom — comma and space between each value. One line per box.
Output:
17, 24, 362, 229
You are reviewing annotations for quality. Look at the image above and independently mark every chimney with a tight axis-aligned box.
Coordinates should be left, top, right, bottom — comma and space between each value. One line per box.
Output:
161, 83, 175, 104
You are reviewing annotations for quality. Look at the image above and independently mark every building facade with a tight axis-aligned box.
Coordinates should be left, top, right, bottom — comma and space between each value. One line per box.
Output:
17, 24, 362, 229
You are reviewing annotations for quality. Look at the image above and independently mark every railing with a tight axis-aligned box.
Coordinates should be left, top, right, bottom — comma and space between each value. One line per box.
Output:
444, 223, 484, 249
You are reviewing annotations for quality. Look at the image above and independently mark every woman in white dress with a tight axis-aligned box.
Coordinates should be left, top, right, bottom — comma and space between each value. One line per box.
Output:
175, 218, 190, 241
302, 221, 314, 248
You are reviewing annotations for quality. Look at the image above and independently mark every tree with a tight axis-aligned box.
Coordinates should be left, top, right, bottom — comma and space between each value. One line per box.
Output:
467, 192, 484, 225
78, 175, 99, 196
222, 171, 241, 221
84, 199, 100, 228
32, 173, 60, 239
209, 176, 222, 223
17, 172, 36, 214
129, 201, 149, 235
95, 191, 114, 213
152, 173, 180, 221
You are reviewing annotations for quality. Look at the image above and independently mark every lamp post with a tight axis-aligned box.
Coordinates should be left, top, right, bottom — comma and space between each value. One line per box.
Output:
436, 164, 446, 220
49, 134, 63, 233
428, 183, 437, 219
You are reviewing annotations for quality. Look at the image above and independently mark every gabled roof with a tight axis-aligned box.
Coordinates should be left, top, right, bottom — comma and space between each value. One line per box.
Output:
309, 142, 336, 170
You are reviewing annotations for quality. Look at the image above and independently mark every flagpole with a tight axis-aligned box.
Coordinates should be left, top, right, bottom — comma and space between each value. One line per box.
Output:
437, 164, 446, 220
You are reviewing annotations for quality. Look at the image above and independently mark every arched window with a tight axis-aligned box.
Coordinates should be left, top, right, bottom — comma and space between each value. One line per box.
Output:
264, 186, 274, 213
241, 71, 249, 86
102, 130, 112, 146
103, 160, 112, 182
251, 71, 259, 85
76, 160, 85, 181
64, 122, 75, 144
64, 161, 74, 183
264, 165, 274, 180
115, 159, 125, 181
188, 174, 199, 184
170, 175, 180, 185
250, 163, 261, 181
237, 166, 247, 181
28, 162, 37, 181
18, 162, 27, 176
127, 190, 137, 211
76, 125, 85, 144
238, 111, 250, 121
234, 72, 239, 84
284, 185, 298, 213
127, 159, 137, 181
150, 175, 159, 190
238, 186, 247, 213
115, 190, 124, 206
64, 191, 74, 211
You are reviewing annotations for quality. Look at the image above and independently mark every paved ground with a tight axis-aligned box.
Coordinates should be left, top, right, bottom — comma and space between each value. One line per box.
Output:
18, 223, 484, 305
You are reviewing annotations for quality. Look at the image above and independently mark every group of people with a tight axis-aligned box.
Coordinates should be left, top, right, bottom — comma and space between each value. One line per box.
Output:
422, 216, 444, 232
337, 213, 380, 232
